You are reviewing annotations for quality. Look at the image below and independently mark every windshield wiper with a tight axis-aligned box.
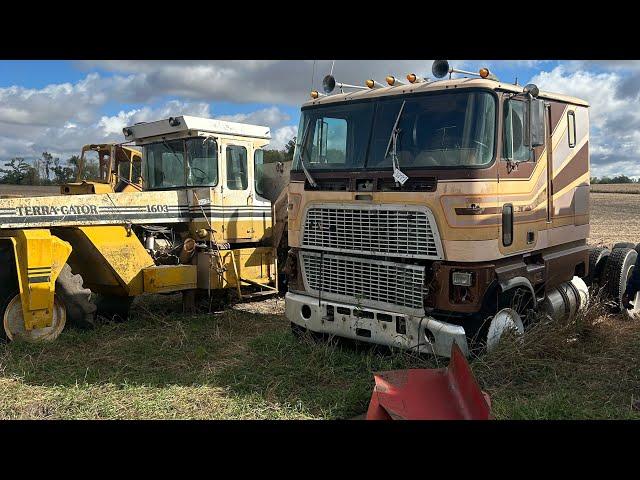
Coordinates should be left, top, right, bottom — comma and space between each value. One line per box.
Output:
384, 100, 409, 186
297, 120, 318, 188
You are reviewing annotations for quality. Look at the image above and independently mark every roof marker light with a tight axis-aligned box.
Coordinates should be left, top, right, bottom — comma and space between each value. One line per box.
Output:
386, 75, 405, 86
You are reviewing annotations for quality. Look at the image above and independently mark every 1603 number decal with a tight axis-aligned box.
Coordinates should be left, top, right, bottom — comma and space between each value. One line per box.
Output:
146, 205, 170, 213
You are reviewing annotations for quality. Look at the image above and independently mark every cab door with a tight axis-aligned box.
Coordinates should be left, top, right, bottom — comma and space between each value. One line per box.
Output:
222, 140, 253, 241
498, 96, 543, 255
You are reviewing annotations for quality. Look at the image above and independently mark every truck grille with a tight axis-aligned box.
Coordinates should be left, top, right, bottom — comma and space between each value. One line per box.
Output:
301, 251, 425, 312
301, 204, 442, 259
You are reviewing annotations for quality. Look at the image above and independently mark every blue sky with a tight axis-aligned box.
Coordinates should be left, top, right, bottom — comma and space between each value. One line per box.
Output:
0, 60, 639, 178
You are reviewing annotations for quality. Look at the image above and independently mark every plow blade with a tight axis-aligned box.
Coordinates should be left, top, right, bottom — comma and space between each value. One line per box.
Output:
366, 343, 491, 420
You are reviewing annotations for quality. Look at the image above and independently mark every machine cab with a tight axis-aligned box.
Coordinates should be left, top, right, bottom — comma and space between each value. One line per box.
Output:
61, 144, 143, 195
123, 116, 274, 244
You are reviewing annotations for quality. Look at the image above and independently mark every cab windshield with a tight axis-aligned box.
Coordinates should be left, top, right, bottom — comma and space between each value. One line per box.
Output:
144, 137, 218, 190
293, 90, 496, 171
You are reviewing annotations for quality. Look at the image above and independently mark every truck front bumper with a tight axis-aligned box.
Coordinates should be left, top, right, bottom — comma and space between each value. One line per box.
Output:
285, 292, 469, 358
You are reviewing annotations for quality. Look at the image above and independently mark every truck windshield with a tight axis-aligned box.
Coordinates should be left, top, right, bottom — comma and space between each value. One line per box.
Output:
144, 137, 218, 190
293, 90, 496, 171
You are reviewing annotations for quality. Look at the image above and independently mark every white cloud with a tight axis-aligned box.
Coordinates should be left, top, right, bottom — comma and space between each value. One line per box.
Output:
217, 106, 290, 128
77, 60, 433, 106
269, 125, 298, 150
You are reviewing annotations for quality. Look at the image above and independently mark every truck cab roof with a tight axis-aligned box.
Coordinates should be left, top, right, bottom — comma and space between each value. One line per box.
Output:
304, 77, 589, 108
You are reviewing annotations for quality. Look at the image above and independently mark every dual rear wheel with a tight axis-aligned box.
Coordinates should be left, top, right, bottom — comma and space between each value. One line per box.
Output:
589, 245, 640, 320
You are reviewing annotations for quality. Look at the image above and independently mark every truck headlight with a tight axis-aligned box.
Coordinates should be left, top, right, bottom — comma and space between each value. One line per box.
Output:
452, 271, 474, 287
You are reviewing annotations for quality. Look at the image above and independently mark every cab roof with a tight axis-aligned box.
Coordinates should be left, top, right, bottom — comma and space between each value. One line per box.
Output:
304, 77, 589, 108
123, 115, 271, 144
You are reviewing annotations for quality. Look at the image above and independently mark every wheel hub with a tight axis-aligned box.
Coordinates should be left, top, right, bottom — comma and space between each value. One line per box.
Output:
3, 294, 66, 342
486, 308, 524, 352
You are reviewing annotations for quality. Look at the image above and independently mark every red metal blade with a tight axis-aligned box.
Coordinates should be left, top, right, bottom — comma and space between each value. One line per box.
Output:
366, 343, 491, 420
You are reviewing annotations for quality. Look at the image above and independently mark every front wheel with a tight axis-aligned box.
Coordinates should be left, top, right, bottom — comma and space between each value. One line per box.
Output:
2, 291, 67, 342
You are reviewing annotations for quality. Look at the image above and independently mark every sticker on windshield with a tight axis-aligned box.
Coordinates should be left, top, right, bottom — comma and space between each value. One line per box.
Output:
393, 167, 409, 185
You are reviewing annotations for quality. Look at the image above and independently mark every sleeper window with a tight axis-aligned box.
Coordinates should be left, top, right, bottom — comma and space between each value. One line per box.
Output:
568, 111, 576, 148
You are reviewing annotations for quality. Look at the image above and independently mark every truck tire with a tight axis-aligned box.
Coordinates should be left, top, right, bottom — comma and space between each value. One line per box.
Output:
634, 243, 640, 255
55, 263, 97, 328
602, 247, 637, 312
585, 246, 610, 287
613, 242, 635, 250
95, 294, 134, 322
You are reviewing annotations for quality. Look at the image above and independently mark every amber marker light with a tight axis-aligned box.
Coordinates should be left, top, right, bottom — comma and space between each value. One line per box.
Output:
407, 73, 417, 83
366, 79, 375, 89
479, 68, 490, 79
310, 90, 320, 99
385, 75, 396, 86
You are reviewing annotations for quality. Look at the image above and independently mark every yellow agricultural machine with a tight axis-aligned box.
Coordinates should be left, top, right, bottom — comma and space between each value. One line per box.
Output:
61, 143, 143, 195
0, 116, 289, 342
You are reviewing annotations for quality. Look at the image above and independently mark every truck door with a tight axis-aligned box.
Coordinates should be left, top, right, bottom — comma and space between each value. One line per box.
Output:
498, 96, 544, 255
222, 141, 253, 240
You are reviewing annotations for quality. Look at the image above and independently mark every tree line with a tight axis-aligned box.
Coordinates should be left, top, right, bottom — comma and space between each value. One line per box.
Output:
0, 152, 79, 186
590, 175, 640, 184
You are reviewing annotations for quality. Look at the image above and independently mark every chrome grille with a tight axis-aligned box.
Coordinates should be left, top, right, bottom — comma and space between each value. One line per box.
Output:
301, 204, 442, 259
301, 251, 425, 312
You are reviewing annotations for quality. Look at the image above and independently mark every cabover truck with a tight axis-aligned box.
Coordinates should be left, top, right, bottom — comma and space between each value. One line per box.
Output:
285, 60, 596, 357
0, 116, 286, 341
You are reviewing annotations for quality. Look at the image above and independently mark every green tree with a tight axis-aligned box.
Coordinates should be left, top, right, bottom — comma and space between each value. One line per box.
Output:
51, 157, 76, 184
0, 158, 39, 185
41, 151, 54, 184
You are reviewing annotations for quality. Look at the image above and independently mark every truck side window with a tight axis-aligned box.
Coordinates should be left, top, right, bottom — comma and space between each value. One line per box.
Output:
310, 117, 347, 165
254, 149, 265, 196
226, 145, 248, 190
567, 111, 576, 148
503, 100, 531, 162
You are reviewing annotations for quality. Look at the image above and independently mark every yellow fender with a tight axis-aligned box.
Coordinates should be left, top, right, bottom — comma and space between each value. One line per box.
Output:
0, 229, 71, 330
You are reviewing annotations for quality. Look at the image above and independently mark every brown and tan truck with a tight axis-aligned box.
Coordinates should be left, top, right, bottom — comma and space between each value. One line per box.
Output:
284, 60, 609, 357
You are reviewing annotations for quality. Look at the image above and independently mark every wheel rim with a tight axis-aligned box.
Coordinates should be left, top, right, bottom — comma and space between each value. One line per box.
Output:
626, 291, 640, 321
3, 294, 66, 342
487, 308, 524, 352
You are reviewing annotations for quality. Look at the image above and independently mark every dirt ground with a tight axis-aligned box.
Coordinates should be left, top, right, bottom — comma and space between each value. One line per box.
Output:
590, 184, 640, 194
0, 185, 60, 197
589, 192, 640, 246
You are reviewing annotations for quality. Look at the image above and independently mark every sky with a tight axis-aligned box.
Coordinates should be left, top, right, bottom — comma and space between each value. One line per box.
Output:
0, 59, 639, 178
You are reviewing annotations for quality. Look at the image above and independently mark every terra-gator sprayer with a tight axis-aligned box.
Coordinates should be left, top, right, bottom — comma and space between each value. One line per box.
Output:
284, 60, 601, 357
0, 115, 288, 341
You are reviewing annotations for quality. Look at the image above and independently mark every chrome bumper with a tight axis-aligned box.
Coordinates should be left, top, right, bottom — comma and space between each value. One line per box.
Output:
285, 292, 469, 358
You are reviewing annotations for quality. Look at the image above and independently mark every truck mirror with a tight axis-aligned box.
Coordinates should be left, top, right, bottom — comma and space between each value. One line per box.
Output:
525, 98, 545, 148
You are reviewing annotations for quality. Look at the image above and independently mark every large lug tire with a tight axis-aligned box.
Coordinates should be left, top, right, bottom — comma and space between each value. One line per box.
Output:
585, 246, 610, 288
55, 263, 97, 328
2, 290, 66, 342
95, 294, 134, 322
602, 247, 638, 313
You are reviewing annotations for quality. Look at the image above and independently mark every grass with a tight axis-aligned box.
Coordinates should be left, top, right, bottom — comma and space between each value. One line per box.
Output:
1, 292, 639, 419
0, 296, 428, 419
472, 295, 640, 419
